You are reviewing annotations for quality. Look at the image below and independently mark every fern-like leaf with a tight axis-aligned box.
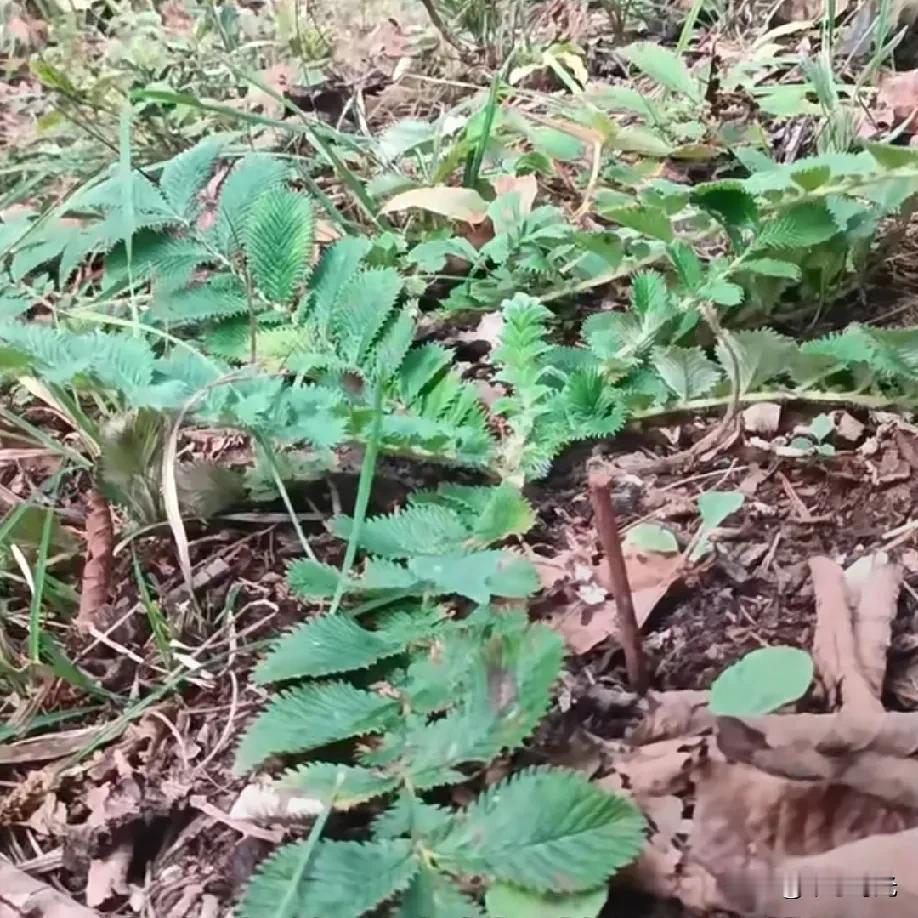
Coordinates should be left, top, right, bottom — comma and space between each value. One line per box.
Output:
238, 838, 417, 918
331, 267, 402, 368
245, 188, 315, 304
434, 767, 646, 893
332, 504, 470, 558
234, 682, 400, 772
716, 328, 795, 394
214, 153, 289, 253
160, 138, 224, 219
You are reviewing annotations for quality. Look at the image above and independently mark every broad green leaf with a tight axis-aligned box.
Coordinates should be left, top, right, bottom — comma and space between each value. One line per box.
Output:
485, 883, 607, 918
407, 237, 479, 271
699, 278, 744, 306
867, 142, 918, 170
691, 491, 745, 561
381, 186, 488, 224
624, 523, 678, 554
238, 838, 417, 918
621, 42, 702, 101
435, 767, 645, 893
609, 126, 672, 157
791, 164, 831, 191
234, 682, 399, 772
710, 646, 814, 716
653, 345, 721, 400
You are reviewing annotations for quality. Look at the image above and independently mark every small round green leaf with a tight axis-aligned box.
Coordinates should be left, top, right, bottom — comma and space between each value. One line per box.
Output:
710, 646, 814, 716
625, 523, 679, 554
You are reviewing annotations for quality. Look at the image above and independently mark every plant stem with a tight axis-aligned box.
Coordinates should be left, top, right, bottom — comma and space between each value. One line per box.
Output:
587, 465, 649, 695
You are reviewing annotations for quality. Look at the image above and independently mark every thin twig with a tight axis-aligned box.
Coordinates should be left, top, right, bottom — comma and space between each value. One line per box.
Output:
588, 465, 649, 695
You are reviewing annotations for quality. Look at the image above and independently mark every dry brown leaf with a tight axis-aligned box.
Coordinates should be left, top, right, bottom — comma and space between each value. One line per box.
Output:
741, 401, 781, 435
550, 549, 682, 654
85, 842, 131, 907
381, 186, 488, 224
0, 726, 106, 766
75, 489, 113, 633
628, 690, 715, 744
492, 173, 538, 216
809, 556, 883, 712
878, 69, 918, 126
847, 557, 901, 697
0, 859, 98, 917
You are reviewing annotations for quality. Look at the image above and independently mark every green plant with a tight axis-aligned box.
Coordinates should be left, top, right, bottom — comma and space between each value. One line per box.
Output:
236, 483, 646, 917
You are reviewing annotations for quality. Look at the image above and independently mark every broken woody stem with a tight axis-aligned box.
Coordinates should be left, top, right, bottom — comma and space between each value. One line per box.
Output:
588, 467, 650, 695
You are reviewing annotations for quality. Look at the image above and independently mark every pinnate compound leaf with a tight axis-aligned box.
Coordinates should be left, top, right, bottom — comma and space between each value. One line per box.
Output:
245, 188, 314, 303
691, 183, 759, 228
620, 42, 702, 101
485, 883, 608, 918
278, 763, 398, 809
710, 646, 814, 716
435, 767, 645, 892
653, 345, 721, 400
234, 682, 399, 772
238, 838, 417, 918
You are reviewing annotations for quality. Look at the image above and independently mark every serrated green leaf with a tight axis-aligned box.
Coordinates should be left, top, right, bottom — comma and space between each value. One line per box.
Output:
435, 767, 645, 892
867, 142, 918, 170
600, 204, 672, 242
278, 763, 398, 809
485, 883, 607, 918
691, 183, 758, 229
234, 682, 399, 772
408, 551, 539, 604
710, 646, 814, 716
624, 523, 678, 554
245, 188, 314, 304
621, 42, 702, 101
255, 613, 417, 683
653, 345, 721, 400
716, 329, 795, 394
333, 504, 470, 558
740, 258, 801, 280
699, 278, 744, 306
791, 164, 831, 191
755, 202, 838, 249
528, 127, 585, 162
399, 867, 483, 918
238, 838, 417, 918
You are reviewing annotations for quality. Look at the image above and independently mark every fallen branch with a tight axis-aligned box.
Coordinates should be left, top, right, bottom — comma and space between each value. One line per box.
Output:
588, 465, 649, 694
0, 859, 98, 917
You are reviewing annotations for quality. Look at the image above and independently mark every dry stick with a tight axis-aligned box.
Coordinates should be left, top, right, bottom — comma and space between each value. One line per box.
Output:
588, 466, 650, 695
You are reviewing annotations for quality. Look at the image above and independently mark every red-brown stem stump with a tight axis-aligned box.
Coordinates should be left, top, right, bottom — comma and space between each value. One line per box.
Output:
588, 466, 650, 695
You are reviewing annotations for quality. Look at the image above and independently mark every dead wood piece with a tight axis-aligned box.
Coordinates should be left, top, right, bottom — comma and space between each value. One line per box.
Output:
0, 859, 99, 917
75, 489, 114, 633
588, 466, 649, 694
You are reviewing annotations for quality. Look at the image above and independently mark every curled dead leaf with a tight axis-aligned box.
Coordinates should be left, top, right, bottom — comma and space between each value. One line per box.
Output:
75, 489, 113, 633
381, 186, 489, 224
